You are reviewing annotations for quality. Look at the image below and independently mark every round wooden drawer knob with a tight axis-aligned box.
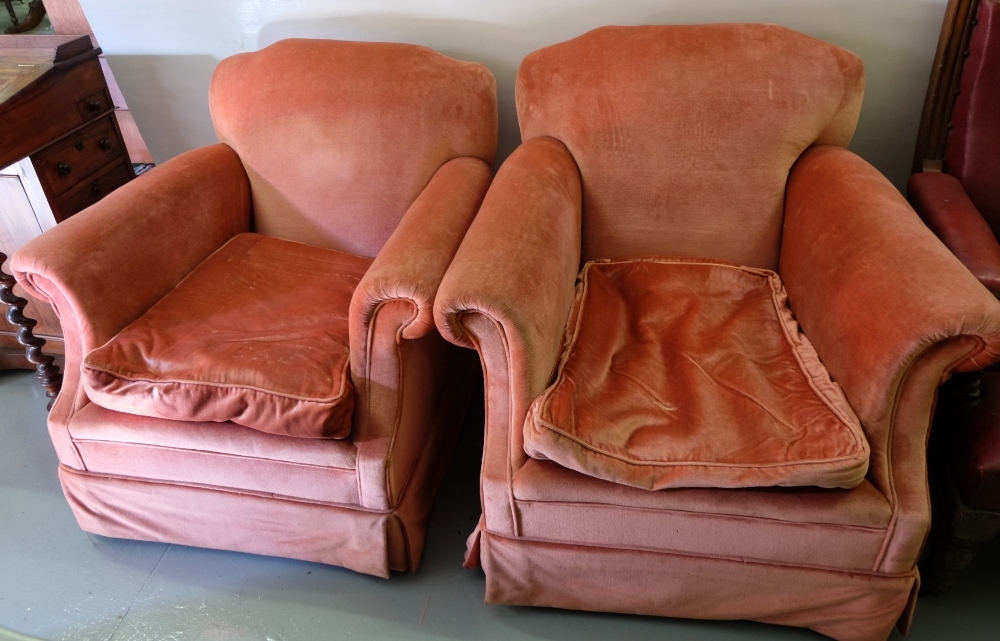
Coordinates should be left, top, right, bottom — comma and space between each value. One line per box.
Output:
99, 138, 112, 150
57, 163, 72, 176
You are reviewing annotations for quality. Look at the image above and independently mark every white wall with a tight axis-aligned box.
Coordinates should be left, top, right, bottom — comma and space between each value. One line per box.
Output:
80, 0, 949, 189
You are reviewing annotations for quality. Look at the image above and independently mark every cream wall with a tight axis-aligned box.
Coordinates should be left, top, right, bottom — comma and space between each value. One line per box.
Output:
80, 0, 948, 189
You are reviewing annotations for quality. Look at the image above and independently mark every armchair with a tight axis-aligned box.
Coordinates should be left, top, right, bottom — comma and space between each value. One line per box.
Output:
909, 0, 1000, 592
435, 25, 1000, 640
11, 38, 497, 577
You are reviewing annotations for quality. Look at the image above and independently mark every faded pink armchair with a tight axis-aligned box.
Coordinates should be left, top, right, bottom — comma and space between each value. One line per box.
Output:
11, 39, 497, 577
434, 25, 1000, 640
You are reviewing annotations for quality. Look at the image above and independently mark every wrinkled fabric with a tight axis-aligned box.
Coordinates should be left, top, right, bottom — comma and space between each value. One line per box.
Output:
13, 38, 498, 576
526, 258, 869, 490
83, 233, 370, 438
516, 24, 864, 269
433, 23, 1000, 638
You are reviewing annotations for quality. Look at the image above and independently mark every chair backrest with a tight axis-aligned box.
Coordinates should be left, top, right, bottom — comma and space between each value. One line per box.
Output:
945, 0, 1000, 232
210, 39, 497, 258
516, 24, 865, 269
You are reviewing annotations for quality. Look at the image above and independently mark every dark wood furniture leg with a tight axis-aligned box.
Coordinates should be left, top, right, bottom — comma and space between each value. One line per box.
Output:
0, 251, 62, 408
921, 372, 1000, 593
6, 0, 47, 35
921, 474, 1000, 593
2, 0, 18, 28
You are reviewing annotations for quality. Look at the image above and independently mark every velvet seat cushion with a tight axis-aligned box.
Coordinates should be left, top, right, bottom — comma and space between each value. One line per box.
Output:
82, 233, 372, 438
525, 258, 870, 490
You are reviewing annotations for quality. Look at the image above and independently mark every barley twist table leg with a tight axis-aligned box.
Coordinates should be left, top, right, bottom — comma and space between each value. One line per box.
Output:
0, 251, 62, 409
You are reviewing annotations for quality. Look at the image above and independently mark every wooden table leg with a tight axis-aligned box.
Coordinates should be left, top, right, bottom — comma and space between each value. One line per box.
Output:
0, 251, 62, 409
2, 0, 18, 28
5, 0, 46, 35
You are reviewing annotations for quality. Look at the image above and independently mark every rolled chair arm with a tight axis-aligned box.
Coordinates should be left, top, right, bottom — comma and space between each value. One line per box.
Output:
781, 145, 1000, 573
349, 156, 492, 374
434, 136, 583, 536
349, 156, 492, 511
12, 143, 252, 361
908, 171, 1000, 296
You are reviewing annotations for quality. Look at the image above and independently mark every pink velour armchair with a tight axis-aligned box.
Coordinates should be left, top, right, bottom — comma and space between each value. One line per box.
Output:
433, 25, 1000, 640
11, 39, 497, 577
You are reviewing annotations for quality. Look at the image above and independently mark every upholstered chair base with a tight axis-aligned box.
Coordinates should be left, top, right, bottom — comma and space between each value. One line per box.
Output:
475, 530, 918, 641
57, 352, 478, 578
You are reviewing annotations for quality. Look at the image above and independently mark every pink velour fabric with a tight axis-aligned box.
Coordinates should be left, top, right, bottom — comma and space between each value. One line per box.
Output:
12, 38, 499, 577
434, 23, 1000, 639
82, 233, 371, 439
67, 402, 360, 505
525, 258, 869, 490
478, 530, 917, 641
210, 38, 498, 258
516, 24, 864, 269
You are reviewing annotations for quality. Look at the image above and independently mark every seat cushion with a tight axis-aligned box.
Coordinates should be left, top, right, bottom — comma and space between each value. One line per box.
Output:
82, 233, 372, 438
525, 258, 869, 490
67, 402, 360, 505
511, 458, 891, 571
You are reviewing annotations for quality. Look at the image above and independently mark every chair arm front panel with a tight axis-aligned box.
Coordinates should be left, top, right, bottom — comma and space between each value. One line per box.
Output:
349, 156, 490, 511
435, 137, 582, 536
781, 146, 1000, 569
352, 300, 459, 511
349, 156, 491, 373
908, 171, 1000, 296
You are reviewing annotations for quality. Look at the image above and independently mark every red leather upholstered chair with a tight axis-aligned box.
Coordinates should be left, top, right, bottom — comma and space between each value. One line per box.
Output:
909, 0, 1000, 592
10, 39, 497, 577
433, 25, 1000, 641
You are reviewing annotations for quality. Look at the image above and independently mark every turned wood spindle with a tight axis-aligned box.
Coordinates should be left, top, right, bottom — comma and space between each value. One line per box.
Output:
0, 252, 62, 409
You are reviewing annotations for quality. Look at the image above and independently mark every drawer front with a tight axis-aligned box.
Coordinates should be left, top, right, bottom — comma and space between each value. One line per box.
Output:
32, 115, 125, 197
0, 56, 108, 167
76, 90, 113, 121
53, 162, 132, 222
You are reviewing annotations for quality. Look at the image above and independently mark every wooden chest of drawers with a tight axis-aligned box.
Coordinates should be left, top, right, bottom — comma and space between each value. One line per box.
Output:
1, 36, 134, 368
31, 111, 133, 222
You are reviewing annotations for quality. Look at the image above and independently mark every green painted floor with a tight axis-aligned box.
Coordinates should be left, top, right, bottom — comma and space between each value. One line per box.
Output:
1, 369, 998, 641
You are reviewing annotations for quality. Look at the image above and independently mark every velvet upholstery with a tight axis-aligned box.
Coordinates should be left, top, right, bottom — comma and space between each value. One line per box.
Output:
527, 258, 869, 490
83, 234, 369, 438
516, 24, 864, 269
12, 39, 497, 576
943, 0, 1000, 231
908, 171, 1000, 296
210, 39, 497, 258
435, 25, 1000, 640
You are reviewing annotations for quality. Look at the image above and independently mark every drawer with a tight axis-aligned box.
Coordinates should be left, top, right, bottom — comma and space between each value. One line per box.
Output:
31, 115, 125, 197
53, 162, 132, 222
0, 56, 108, 165
76, 90, 113, 121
